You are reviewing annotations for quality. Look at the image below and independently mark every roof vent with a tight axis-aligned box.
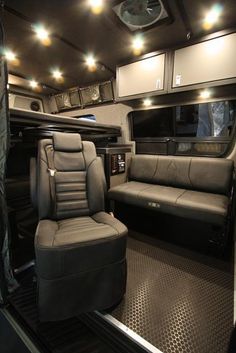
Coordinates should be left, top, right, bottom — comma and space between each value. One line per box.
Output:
113, 0, 168, 31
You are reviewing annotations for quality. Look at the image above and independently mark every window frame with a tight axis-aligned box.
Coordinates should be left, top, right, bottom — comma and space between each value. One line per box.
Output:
130, 99, 236, 158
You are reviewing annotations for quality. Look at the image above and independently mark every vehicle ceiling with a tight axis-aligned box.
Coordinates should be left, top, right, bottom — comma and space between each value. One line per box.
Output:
2, 0, 236, 94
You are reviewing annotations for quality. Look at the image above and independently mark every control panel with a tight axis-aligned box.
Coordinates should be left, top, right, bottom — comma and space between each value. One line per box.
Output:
111, 153, 125, 175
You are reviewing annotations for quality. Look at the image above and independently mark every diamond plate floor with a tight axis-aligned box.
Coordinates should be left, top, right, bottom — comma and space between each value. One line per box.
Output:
111, 234, 234, 353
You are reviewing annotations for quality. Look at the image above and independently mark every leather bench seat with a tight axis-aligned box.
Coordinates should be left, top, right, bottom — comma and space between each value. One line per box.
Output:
108, 181, 229, 225
108, 155, 234, 226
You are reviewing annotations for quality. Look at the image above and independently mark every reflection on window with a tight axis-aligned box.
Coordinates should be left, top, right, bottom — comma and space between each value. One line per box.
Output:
176, 101, 236, 137
132, 99, 236, 140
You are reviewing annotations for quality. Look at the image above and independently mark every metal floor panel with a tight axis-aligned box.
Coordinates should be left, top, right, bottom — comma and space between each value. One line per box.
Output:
111, 234, 234, 353
0, 311, 32, 353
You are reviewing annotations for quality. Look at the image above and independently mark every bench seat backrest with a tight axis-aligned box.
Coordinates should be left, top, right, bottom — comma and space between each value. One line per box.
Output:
129, 155, 234, 196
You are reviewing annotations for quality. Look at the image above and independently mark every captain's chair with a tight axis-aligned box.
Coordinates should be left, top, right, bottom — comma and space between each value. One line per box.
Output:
34, 132, 127, 321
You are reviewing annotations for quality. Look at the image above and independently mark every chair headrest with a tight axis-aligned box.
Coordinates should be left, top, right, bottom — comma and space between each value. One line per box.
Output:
53, 132, 82, 152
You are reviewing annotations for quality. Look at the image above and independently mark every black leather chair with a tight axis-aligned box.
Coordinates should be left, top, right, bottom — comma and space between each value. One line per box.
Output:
34, 132, 127, 321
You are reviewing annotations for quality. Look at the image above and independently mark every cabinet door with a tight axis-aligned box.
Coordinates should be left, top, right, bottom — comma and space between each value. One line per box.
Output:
117, 54, 165, 98
173, 33, 236, 88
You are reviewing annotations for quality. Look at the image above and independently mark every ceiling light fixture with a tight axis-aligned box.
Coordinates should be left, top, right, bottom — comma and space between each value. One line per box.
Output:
200, 89, 211, 99
4, 49, 16, 62
85, 55, 97, 71
88, 0, 104, 15
52, 69, 63, 81
143, 98, 152, 107
29, 79, 38, 89
132, 35, 144, 55
203, 4, 223, 30
33, 24, 51, 46
3, 49, 20, 66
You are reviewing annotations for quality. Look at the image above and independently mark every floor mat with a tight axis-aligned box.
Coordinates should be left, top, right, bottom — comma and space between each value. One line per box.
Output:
111, 234, 234, 353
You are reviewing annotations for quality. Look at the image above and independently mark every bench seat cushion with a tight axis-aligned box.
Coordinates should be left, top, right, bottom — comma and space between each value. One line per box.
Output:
108, 181, 229, 225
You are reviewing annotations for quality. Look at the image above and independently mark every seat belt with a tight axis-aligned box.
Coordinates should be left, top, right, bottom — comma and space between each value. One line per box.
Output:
45, 145, 57, 218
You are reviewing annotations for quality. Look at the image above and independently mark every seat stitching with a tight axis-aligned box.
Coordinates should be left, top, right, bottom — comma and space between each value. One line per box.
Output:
151, 156, 159, 182
39, 257, 126, 280
175, 189, 187, 204
52, 222, 59, 247
137, 185, 155, 199
91, 214, 122, 235
188, 158, 194, 188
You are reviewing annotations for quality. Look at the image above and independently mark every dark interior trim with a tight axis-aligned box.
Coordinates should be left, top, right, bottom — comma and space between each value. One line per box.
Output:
9, 70, 61, 93
4, 5, 115, 76
174, 0, 193, 40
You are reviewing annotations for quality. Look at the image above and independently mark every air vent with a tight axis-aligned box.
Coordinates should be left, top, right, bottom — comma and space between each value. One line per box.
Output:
113, 0, 168, 31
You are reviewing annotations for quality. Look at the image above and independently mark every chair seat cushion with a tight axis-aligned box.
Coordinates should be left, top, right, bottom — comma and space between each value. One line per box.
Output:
35, 212, 127, 280
108, 181, 229, 225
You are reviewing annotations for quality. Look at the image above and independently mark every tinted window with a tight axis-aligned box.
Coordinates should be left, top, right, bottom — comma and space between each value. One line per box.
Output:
132, 100, 236, 139
176, 101, 236, 137
132, 107, 174, 138
131, 100, 236, 156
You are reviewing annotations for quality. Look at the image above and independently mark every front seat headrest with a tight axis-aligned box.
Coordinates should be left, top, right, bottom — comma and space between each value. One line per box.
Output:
53, 132, 82, 152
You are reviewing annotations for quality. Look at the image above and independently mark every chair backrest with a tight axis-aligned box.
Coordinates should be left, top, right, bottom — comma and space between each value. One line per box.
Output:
129, 154, 234, 195
37, 132, 106, 220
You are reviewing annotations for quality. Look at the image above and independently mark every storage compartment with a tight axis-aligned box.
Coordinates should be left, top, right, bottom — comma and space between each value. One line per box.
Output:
117, 53, 166, 99
173, 33, 236, 88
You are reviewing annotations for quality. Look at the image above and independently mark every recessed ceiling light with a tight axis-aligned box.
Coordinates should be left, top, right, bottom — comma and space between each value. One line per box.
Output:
33, 24, 51, 46
143, 98, 152, 107
203, 4, 223, 30
200, 89, 211, 99
52, 69, 63, 81
132, 35, 144, 55
88, 0, 104, 15
4, 49, 20, 66
85, 55, 97, 71
29, 79, 38, 89
4, 49, 16, 62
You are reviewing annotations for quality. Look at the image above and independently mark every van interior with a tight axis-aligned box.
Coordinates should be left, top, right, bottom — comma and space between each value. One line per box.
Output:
0, 1, 236, 353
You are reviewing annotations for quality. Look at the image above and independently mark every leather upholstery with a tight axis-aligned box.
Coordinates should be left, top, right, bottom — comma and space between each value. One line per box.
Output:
108, 155, 234, 225
53, 132, 82, 152
35, 132, 127, 321
130, 155, 233, 195
38, 138, 106, 220
108, 181, 229, 225
36, 212, 127, 279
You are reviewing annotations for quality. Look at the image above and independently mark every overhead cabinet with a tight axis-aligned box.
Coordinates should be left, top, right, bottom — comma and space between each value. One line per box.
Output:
172, 33, 236, 88
117, 53, 166, 99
